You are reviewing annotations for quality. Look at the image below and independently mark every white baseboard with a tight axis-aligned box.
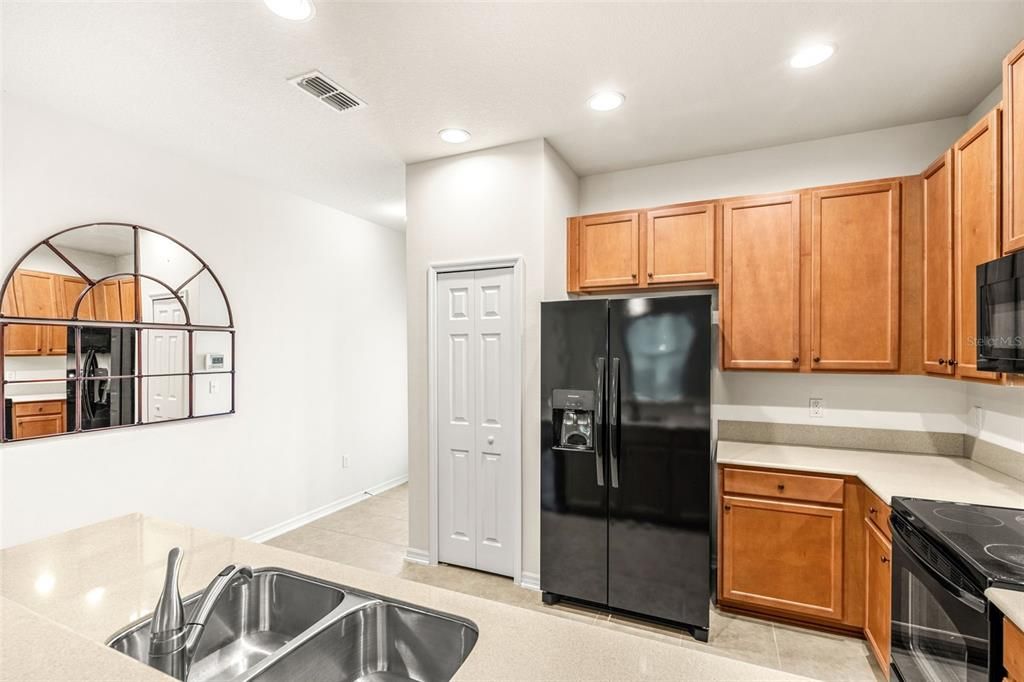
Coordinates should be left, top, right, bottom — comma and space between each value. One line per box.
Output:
519, 571, 541, 591
245, 474, 408, 544
405, 547, 431, 565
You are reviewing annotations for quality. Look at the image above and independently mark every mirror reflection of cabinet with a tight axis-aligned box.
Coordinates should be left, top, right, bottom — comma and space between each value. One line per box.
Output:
1, 222, 235, 442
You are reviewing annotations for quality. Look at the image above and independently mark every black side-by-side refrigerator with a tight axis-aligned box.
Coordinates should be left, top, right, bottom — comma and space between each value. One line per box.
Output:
540, 295, 712, 641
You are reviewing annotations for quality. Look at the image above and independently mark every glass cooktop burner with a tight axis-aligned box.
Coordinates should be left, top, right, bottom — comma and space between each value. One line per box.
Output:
934, 507, 1004, 527
984, 544, 1024, 570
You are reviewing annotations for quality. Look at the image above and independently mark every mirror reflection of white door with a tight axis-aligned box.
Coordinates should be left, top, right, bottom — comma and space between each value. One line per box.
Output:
146, 297, 188, 421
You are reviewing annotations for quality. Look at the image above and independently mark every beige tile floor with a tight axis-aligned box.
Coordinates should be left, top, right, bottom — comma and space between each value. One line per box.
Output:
269, 483, 884, 682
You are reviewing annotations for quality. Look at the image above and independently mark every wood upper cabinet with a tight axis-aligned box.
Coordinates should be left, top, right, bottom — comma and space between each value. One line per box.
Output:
58, 275, 96, 320
955, 110, 1003, 382
4, 270, 65, 357
721, 193, 801, 370
1006, 39, 1024, 254
864, 517, 892, 680
119, 279, 137, 322
720, 494, 844, 621
645, 202, 716, 285
572, 212, 640, 290
811, 181, 901, 371
922, 152, 956, 376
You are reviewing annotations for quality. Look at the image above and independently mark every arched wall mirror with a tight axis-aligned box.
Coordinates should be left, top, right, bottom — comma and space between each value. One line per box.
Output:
0, 222, 234, 442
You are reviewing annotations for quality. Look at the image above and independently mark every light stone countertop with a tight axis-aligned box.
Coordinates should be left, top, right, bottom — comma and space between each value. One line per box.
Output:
0, 514, 809, 681
7, 393, 67, 403
987, 587, 1024, 632
717, 440, 1024, 508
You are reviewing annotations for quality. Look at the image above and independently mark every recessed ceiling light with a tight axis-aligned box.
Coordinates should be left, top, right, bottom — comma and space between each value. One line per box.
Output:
588, 91, 625, 112
790, 44, 835, 69
264, 0, 316, 22
439, 128, 471, 144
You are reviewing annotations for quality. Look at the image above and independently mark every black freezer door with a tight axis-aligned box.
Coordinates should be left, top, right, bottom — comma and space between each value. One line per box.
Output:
607, 295, 712, 627
540, 299, 608, 605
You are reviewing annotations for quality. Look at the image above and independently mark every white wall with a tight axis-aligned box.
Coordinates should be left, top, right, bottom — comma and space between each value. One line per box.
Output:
0, 95, 408, 548
967, 84, 1003, 127
580, 117, 967, 214
405, 138, 578, 579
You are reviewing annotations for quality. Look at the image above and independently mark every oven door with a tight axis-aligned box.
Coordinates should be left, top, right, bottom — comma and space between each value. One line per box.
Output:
891, 520, 989, 682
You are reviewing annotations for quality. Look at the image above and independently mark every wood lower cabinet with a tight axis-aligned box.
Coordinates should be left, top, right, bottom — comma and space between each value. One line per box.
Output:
645, 202, 716, 285
811, 181, 901, 371
12, 400, 66, 439
1006, 39, 1024, 255
720, 193, 801, 370
954, 110, 1003, 382
570, 211, 640, 290
1006, 617, 1024, 682
922, 151, 956, 376
864, 517, 892, 680
720, 494, 844, 621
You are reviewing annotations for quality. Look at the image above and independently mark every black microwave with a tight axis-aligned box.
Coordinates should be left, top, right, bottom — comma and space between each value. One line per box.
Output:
977, 251, 1024, 373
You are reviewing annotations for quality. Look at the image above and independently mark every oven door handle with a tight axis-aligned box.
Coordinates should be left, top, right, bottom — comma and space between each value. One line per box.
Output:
891, 528, 986, 614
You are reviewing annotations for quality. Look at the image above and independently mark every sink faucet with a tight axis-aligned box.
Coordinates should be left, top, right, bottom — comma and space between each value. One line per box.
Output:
148, 547, 254, 680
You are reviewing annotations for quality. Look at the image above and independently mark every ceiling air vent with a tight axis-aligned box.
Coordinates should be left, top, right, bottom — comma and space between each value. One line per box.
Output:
290, 71, 366, 113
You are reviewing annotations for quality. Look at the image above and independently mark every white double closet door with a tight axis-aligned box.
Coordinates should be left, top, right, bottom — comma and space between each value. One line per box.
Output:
436, 267, 515, 577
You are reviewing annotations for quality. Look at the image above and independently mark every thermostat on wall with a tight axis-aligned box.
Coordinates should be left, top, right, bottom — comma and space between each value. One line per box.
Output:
205, 353, 226, 371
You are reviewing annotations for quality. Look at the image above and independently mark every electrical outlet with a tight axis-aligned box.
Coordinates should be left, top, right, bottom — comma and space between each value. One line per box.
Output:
342, 456, 350, 469
809, 398, 825, 418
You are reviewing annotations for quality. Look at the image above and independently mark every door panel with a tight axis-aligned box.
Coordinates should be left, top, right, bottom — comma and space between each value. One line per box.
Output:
645, 203, 715, 285
541, 299, 608, 604
721, 495, 844, 621
955, 110, 1003, 382
721, 194, 801, 369
1006, 39, 1024, 254
437, 271, 478, 570
608, 296, 711, 627
578, 212, 640, 289
922, 153, 956, 375
811, 181, 901, 371
864, 518, 892, 679
473, 268, 514, 576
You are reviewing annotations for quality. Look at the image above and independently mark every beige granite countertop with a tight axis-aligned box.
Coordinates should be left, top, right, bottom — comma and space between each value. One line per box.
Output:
0, 514, 807, 681
717, 440, 1024, 508
987, 587, 1024, 632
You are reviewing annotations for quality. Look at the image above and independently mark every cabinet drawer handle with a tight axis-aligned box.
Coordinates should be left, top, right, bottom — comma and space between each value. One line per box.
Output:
776, 483, 785, 492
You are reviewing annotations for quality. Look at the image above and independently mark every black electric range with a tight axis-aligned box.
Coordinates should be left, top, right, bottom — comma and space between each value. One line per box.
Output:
890, 497, 1024, 682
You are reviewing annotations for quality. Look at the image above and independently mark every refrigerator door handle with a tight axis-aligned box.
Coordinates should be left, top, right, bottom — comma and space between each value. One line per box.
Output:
609, 357, 620, 489
594, 357, 605, 487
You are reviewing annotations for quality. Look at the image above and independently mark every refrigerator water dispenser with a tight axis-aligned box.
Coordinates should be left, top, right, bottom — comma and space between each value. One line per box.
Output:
551, 389, 595, 450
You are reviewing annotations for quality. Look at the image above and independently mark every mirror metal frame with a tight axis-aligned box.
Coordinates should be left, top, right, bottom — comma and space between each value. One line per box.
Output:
0, 223, 235, 442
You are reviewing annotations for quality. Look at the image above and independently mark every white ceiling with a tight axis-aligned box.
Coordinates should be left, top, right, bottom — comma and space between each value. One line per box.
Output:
5, 2, 1023, 230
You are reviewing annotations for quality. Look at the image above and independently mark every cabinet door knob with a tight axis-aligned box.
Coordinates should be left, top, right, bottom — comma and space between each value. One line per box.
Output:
777, 483, 785, 492
869, 507, 877, 515
881, 556, 889, 564
723, 504, 731, 511
792, 357, 800, 363
938, 358, 946, 365
813, 356, 821, 363
949, 359, 958, 367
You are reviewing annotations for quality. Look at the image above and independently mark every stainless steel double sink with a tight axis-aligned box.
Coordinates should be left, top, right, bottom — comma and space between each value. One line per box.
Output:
107, 568, 478, 682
